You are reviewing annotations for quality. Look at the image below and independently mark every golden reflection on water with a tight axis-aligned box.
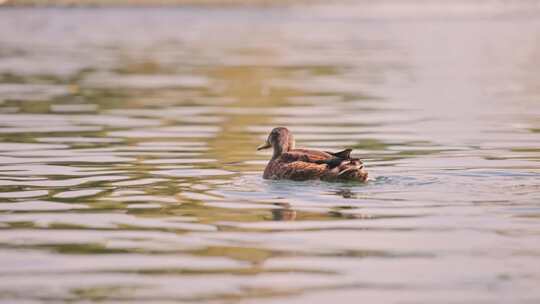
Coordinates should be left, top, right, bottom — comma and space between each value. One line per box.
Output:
0, 4, 539, 303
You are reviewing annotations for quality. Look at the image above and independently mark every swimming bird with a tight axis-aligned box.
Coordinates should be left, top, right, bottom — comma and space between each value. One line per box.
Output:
257, 127, 368, 182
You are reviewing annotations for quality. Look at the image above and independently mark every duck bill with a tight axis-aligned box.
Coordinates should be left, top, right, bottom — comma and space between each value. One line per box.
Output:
257, 142, 271, 151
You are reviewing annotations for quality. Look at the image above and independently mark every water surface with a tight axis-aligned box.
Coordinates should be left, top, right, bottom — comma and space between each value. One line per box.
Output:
0, 4, 539, 303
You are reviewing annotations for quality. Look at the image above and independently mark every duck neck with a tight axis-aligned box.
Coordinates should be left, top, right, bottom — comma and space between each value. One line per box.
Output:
271, 143, 289, 160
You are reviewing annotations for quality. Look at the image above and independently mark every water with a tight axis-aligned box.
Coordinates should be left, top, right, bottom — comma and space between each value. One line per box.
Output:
0, 3, 539, 303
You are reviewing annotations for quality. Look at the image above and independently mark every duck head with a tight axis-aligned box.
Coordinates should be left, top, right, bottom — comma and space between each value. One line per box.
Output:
257, 127, 295, 159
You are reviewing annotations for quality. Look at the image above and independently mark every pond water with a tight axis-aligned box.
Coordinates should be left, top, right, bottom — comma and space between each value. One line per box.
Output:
0, 4, 539, 303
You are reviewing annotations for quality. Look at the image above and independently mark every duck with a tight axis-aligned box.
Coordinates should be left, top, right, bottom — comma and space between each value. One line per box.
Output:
257, 127, 368, 182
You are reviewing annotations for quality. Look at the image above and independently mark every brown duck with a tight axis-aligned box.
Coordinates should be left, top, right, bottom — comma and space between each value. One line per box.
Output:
257, 127, 368, 182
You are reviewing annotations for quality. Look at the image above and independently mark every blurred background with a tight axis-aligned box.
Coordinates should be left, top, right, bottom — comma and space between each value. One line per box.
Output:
0, 1, 539, 303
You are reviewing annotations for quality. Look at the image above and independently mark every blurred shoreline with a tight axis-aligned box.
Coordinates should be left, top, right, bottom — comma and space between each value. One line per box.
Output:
3, 0, 540, 21
1, 0, 306, 6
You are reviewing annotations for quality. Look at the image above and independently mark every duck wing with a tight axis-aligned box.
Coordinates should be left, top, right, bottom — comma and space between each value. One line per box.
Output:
281, 148, 353, 169
280, 149, 333, 163
271, 149, 333, 180
272, 161, 329, 181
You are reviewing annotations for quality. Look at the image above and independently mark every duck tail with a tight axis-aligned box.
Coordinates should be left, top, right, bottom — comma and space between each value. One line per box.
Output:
327, 148, 352, 159
315, 148, 354, 169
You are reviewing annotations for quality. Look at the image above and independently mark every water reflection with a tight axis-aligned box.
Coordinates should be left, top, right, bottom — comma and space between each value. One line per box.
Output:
271, 203, 297, 221
0, 3, 539, 303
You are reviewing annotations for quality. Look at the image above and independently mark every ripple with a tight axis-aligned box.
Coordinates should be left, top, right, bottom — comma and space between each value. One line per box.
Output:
0, 113, 160, 129
0, 213, 216, 231
83, 73, 209, 89
0, 164, 124, 176
0, 190, 48, 199
152, 169, 235, 178
104, 195, 179, 204
0, 84, 70, 102
0, 200, 88, 211
0, 250, 245, 274
109, 126, 220, 138
0, 126, 102, 134
50, 104, 98, 113
110, 178, 166, 186
0, 175, 129, 187
0, 143, 69, 151
127, 203, 162, 209
141, 158, 215, 164
0, 155, 134, 164
54, 189, 104, 199
36, 137, 124, 144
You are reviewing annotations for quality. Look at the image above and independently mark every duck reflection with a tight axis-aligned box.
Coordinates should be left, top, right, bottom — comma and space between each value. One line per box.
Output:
271, 203, 297, 221
332, 188, 357, 199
